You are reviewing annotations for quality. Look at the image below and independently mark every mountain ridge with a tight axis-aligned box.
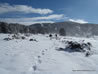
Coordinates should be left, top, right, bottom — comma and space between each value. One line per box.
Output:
0, 21, 98, 37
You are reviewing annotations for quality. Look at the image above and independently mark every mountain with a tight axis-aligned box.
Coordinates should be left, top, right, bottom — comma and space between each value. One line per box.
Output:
0, 22, 29, 33
0, 21, 98, 37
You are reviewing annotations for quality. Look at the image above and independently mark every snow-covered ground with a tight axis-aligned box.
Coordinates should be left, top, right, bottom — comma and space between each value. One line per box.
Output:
0, 34, 98, 74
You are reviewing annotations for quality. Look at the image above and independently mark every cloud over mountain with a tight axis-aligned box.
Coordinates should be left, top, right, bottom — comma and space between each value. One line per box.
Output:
0, 14, 64, 25
0, 3, 53, 14
69, 19, 88, 24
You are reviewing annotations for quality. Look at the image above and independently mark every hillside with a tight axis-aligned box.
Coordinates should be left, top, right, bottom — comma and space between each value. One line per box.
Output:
0, 21, 98, 37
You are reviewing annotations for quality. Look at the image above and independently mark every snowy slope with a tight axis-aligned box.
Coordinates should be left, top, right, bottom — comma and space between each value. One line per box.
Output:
0, 34, 98, 74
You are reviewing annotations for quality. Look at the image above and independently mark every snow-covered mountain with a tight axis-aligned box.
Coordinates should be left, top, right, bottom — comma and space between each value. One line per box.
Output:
0, 21, 98, 37
0, 34, 98, 74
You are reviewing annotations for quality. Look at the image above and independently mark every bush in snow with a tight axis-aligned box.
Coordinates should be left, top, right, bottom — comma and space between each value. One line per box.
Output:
11, 33, 27, 40
21, 36, 26, 39
25, 33, 30, 37
12, 33, 20, 39
49, 34, 52, 40
57, 41, 92, 57
85, 52, 91, 57
29, 39, 37, 42
65, 41, 92, 52
3, 37, 12, 41
49, 34, 52, 37
3, 34, 27, 41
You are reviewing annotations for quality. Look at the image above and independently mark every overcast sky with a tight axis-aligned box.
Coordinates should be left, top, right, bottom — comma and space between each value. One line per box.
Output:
0, 0, 98, 25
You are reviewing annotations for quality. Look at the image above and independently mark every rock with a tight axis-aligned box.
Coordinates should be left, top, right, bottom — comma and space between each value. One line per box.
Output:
3, 38, 12, 41
21, 36, 26, 39
29, 39, 37, 42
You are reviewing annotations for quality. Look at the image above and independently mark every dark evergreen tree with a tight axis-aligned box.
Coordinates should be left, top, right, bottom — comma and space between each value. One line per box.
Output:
59, 28, 66, 36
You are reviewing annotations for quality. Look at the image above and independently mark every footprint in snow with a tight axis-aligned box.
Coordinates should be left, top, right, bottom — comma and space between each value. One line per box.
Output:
37, 55, 41, 58
42, 51, 45, 55
37, 55, 42, 64
32, 65, 37, 71
45, 49, 48, 51
38, 59, 42, 63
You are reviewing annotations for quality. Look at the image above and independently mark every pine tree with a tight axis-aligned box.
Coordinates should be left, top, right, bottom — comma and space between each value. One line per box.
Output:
59, 28, 66, 36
